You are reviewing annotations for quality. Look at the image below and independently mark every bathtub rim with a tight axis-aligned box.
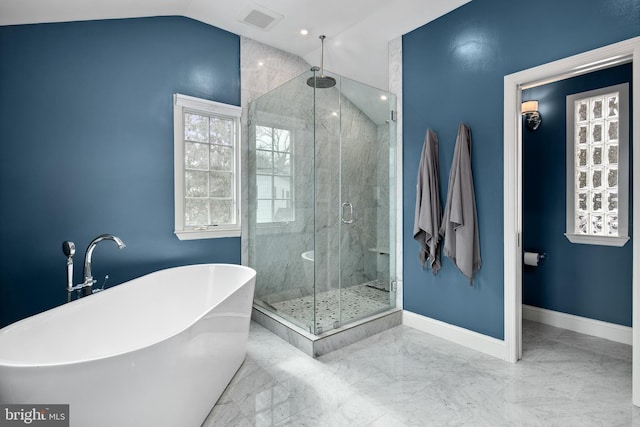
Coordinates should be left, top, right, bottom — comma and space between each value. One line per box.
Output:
0, 263, 256, 368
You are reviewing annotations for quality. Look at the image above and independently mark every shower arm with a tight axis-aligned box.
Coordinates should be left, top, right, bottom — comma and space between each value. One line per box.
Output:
320, 35, 326, 76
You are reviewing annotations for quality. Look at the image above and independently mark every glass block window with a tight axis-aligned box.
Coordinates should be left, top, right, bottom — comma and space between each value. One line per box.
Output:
173, 94, 241, 240
255, 125, 294, 223
566, 83, 629, 246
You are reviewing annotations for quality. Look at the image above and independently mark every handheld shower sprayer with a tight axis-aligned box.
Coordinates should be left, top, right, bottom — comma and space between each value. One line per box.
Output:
62, 241, 76, 302
62, 241, 75, 258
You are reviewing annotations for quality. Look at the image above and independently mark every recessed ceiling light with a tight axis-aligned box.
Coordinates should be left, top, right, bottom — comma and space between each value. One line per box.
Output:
258, 61, 264, 67
380, 95, 388, 101
300, 29, 309, 36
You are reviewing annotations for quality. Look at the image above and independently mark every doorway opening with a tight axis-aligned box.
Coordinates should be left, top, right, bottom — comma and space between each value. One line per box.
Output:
503, 36, 640, 405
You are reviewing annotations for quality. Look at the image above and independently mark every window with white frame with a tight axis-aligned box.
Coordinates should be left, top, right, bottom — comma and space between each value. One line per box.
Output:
173, 94, 242, 240
255, 125, 294, 223
565, 83, 629, 246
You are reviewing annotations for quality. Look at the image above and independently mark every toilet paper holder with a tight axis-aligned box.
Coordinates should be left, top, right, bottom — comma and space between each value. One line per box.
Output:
523, 251, 547, 266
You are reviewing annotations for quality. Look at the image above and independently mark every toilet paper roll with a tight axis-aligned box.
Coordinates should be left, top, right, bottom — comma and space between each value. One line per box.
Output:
524, 252, 540, 266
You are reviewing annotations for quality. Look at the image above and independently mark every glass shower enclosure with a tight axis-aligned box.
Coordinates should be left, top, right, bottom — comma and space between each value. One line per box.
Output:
248, 68, 396, 336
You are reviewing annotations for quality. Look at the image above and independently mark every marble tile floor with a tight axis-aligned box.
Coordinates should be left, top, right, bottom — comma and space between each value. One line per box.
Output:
202, 319, 640, 426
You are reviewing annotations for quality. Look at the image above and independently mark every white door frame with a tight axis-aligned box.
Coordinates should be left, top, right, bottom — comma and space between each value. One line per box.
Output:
503, 36, 640, 405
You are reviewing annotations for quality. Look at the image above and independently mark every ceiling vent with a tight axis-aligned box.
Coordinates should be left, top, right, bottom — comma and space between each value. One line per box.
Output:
240, 6, 283, 31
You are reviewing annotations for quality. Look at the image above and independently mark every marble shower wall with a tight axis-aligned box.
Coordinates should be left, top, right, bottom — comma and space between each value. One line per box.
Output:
318, 88, 379, 291
371, 123, 392, 285
248, 75, 315, 303
240, 36, 310, 268
240, 37, 311, 303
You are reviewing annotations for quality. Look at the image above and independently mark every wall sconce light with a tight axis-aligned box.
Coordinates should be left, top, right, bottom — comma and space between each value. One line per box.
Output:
522, 100, 542, 131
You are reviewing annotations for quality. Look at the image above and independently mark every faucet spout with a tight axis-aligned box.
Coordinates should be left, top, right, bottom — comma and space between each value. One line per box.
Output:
82, 234, 126, 295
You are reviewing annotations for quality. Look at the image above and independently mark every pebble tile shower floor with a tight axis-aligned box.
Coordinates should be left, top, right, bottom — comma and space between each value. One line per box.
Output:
270, 282, 391, 331
202, 319, 639, 426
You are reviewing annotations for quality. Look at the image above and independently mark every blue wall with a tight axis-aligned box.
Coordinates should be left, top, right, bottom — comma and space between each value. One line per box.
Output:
403, 0, 639, 339
522, 64, 633, 326
0, 17, 241, 327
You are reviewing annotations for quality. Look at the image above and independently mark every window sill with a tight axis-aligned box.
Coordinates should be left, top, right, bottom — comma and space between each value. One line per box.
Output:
564, 233, 629, 247
175, 228, 241, 240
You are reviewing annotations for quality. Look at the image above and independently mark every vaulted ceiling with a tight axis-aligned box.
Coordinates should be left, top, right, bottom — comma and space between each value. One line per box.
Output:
0, 0, 469, 89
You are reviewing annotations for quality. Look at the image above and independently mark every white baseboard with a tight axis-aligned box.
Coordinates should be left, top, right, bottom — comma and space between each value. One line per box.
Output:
522, 304, 632, 345
402, 311, 507, 360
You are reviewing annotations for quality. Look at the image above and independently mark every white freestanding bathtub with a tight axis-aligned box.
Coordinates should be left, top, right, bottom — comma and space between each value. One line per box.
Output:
0, 263, 256, 427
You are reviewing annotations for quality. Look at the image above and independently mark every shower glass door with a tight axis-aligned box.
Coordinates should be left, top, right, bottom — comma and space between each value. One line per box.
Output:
334, 76, 396, 332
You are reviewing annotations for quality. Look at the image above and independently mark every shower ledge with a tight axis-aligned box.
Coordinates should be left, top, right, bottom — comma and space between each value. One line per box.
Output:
368, 247, 390, 254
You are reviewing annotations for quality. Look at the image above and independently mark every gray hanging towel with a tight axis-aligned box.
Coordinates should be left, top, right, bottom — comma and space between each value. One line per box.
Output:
413, 129, 442, 274
440, 123, 481, 284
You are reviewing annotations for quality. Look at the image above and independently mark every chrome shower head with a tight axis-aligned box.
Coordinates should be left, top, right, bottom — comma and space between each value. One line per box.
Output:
307, 74, 337, 89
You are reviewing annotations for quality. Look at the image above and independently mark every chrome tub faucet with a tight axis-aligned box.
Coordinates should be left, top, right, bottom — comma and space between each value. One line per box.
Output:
82, 234, 126, 296
63, 234, 126, 301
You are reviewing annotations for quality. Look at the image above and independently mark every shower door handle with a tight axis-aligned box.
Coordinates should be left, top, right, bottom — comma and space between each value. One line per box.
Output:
341, 202, 354, 224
